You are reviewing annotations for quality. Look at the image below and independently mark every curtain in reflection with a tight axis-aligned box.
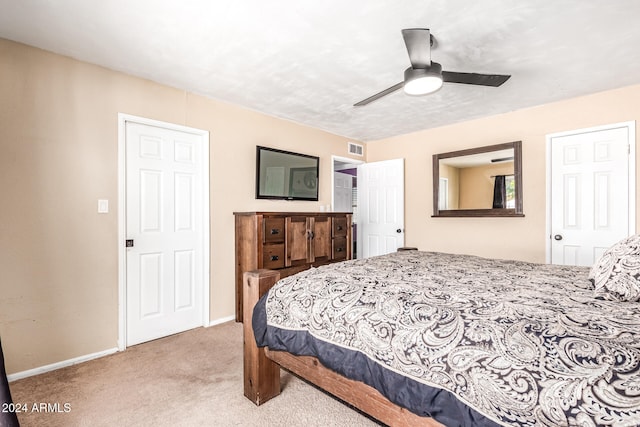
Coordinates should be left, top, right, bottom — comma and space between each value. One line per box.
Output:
492, 175, 506, 209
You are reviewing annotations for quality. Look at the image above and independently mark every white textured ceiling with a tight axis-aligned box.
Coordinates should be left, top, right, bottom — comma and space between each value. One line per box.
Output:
2, 0, 640, 142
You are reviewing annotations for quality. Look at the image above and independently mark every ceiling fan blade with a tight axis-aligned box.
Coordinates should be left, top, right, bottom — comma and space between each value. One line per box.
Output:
353, 82, 404, 107
401, 28, 431, 68
442, 71, 511, 87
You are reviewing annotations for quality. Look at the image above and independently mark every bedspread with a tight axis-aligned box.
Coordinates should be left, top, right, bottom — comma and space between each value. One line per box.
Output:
253, 251, 640, 426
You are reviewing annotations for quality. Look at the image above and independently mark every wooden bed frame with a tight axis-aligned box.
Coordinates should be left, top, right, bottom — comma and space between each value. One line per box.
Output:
243, 269, 443, 427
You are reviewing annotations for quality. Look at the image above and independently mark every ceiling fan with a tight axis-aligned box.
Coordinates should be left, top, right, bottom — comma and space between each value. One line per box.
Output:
353, 28, 511, 107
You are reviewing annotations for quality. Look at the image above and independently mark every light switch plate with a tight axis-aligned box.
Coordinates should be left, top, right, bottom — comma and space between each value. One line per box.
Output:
98, 199, 109, 213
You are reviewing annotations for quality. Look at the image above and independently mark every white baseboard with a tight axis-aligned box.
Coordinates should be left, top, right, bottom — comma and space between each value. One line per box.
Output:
208, 315, 235, 327
7, 347, 119, 382
8, 318, 235, 381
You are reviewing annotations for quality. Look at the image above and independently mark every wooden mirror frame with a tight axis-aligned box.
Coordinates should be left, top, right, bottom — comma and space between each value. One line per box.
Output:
432, 141, 524, 217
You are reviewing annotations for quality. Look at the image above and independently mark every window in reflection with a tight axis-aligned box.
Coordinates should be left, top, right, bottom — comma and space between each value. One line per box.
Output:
505, 176, 515, 208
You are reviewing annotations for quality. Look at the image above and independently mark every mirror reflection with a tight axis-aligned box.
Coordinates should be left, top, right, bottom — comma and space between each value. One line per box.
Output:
438, 148, 514, 210
433, 141, 523, 217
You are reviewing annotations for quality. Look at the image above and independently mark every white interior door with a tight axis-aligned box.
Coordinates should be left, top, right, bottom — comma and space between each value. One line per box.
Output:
549, 123, 635, 265
333, 171, 353, 212
124, 120, 208, 346
357, 159, 404, 259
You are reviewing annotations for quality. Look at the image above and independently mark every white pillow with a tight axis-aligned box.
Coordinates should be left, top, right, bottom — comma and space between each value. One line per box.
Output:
589, 234, 640, 302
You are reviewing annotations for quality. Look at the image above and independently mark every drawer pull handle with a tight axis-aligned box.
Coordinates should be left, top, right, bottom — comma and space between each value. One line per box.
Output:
270, 229, 280, 235
270, 255, 279, 261
337, 226, 343, 231
336, 247, 343, 252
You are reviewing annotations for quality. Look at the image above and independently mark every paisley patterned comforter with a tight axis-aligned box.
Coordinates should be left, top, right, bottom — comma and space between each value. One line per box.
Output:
253, 251, 640, 426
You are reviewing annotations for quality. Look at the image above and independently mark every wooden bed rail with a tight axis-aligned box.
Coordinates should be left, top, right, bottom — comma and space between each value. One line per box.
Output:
242, 269, 443, 427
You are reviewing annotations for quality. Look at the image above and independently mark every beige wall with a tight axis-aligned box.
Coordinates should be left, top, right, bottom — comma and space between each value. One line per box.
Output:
458, 162, 514, 209
0, 39, 361, 374
367, 84, 640, 263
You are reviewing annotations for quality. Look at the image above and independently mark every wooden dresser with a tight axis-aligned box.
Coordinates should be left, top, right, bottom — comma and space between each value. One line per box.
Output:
234, 211, 352, 321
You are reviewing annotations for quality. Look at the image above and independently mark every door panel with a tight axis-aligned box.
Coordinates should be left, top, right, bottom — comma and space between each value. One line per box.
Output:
175, 173, 194, 232
140, 252, 162, 317
140, 170, 162, 232
174, 249, 194, 311
550, 124, 633, 266
357, 159, 404, 259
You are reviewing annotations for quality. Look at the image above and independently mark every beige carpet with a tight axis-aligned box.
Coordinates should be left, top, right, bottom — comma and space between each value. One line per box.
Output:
9, 322, 381, 427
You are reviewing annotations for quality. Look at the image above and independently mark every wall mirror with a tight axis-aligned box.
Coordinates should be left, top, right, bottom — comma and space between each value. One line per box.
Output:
433, 141, 524, 217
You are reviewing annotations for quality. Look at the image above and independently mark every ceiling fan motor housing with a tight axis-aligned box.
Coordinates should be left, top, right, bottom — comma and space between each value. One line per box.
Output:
404, 62, 443, 95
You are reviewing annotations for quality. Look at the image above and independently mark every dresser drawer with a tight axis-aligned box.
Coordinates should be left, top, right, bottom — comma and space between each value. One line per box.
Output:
262, 244, 285, 269
332, 217, 348, 237
264, 218, 285, 243
332, 237, 347, 260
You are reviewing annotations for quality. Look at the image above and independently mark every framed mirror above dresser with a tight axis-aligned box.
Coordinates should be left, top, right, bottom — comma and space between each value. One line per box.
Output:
433, 141, 524, 217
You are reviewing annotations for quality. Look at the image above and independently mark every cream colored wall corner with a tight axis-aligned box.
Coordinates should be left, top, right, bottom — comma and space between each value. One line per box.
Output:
0, 38, 362, 374
366, 85, 640, 263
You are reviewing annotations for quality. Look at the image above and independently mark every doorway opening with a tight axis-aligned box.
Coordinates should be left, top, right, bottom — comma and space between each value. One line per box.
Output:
332, 156, 363, 259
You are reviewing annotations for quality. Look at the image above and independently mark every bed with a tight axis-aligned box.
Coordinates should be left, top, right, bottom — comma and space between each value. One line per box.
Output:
243, 249, 640, 426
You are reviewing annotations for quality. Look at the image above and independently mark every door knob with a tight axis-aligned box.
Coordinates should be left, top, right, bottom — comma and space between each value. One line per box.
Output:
554, 234, 563, 241
396, 229, 402, 233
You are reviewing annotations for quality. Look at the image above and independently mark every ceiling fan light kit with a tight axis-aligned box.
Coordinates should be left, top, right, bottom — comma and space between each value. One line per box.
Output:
403, 63, 443, 95
354, 28, 511, 106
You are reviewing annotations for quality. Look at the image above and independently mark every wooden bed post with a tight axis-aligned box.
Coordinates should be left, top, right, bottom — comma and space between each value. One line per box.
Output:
243, 269, 281, 405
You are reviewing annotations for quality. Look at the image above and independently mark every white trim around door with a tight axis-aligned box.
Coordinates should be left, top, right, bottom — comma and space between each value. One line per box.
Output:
117, 113, 210, 351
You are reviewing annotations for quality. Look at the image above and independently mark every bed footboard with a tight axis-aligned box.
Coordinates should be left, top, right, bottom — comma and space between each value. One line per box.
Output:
242, 269, 443, 426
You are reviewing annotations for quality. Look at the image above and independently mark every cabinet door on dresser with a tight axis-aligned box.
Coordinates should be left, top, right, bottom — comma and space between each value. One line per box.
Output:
311, 215, 331, 263
286, 215, 333, 266
286, 216, 310, 267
